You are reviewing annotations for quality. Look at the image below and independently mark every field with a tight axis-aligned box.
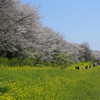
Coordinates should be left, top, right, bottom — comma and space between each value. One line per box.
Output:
0, 63, 100, 100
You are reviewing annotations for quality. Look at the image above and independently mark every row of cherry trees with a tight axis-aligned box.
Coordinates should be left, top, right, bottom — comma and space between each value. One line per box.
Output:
0, 0, 99, 66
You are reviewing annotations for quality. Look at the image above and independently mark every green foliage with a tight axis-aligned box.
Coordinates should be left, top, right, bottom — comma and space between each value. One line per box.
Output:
32, 53, 42, 66
0, 52, 74, 67
0, 55, 95, 68
51, 47, 74, 67
55, 52, 74, 67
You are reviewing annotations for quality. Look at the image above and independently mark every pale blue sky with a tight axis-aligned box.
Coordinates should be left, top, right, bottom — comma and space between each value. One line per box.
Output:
21, 0, 100, 50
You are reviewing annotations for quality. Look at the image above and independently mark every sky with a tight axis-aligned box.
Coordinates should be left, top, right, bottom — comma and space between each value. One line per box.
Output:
21, 0, 100, 50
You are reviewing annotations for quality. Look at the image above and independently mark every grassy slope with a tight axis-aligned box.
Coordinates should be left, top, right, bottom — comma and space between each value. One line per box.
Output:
0, 65, 100, 100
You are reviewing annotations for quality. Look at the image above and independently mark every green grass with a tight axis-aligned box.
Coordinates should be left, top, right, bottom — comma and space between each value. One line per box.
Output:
0, 65, 100, 100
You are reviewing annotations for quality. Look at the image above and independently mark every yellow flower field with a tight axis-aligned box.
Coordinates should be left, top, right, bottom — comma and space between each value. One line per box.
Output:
0, 65, 100, 100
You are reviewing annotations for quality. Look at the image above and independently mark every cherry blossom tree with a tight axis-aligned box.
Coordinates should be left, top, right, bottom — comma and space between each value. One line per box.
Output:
0, 0, 41, 59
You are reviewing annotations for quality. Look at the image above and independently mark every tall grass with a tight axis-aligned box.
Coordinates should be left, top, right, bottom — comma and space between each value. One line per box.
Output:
0, 65, 100, 100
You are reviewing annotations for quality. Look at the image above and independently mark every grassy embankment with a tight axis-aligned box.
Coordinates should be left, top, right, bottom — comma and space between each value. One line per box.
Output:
0, 58, 100, 100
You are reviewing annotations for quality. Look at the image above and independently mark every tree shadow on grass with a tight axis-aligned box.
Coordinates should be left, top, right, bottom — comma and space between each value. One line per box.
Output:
0, 86, 8, 93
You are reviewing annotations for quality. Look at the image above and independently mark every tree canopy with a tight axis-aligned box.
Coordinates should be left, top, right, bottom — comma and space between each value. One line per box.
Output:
0, 0, 99, 66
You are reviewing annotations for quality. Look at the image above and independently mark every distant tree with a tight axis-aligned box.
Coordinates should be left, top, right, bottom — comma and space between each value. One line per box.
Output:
36, 27, 65, 62
92, 50, 100, 60
62, 42, 84, 62
50, 47, 74, 67
80, 41, 94, 61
